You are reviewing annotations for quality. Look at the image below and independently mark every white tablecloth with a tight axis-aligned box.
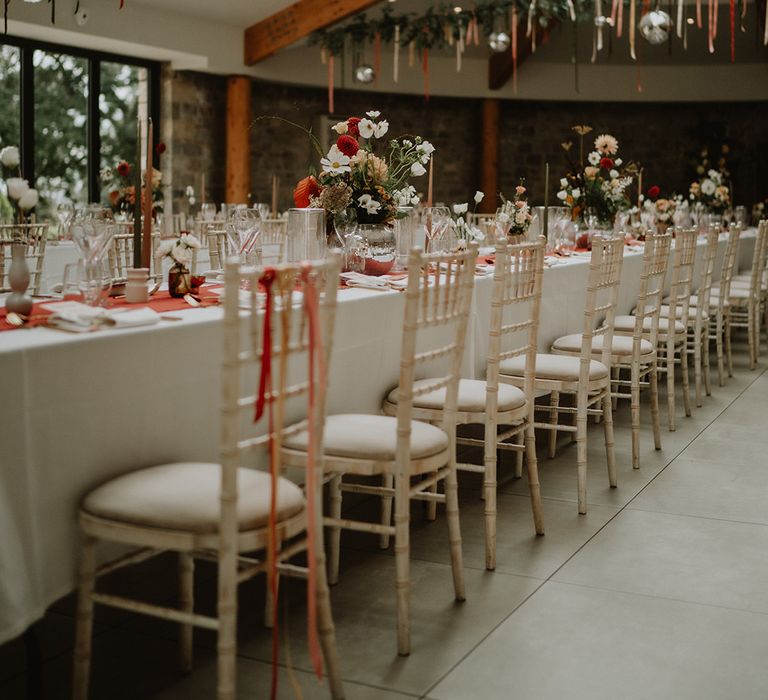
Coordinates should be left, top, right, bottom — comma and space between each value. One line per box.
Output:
0, 231, 755, 644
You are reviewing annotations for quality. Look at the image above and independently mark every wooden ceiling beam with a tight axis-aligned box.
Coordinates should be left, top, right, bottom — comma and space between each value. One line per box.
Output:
244, 0, 381, 65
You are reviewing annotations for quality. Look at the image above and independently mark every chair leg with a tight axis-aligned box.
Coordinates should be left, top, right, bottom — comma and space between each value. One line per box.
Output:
611, 366, 620, 410
693, 331, 703, 407
575, 393, 588, 515
665, 338, 676, 431
179, 552, 194, 673
483, 417, 498, 571
548, 390, 560, 458
379, 473, 394, 550
680, 340, 692, 417
328, 475, 343, 583
394, 472, 411, 656
703, 326, 712, 397
264, 543, 280, 629
749, 302, 757, 370
425, 473, 439, 522
514, 430, 524, 479
73, 535, 97, 700
630, 361, 641, 470
725, 311, 734, 377
314, 550, 346, 700
444, 462, 466, 602
525, 420, 545, 535
602, 391, 617, 489
650, 364, 662, 451
217, 542, 238, 700
715, 312, 725, 386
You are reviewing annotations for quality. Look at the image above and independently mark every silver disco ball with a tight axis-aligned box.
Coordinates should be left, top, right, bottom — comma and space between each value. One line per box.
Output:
355, 64, 375, 83
638, 10, 672, 44
488, 31, 511, 52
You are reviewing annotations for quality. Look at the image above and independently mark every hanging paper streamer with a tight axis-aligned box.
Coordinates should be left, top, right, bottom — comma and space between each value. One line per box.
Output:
764, 0, 768, 45
393, 24, 400, 82
713, 0, 719, 39
374, 31, 381, 84
511, 6, 519, 93
740, 0, 746, 32
630, 0, 637, 59
729, 0, 735, 60
677, 0, 684, 37
527, 0, 537, 52
423, 48, 430, 102
328, 53, 335, 114
697, 0, 703, 28
708, 0, 715, 52
596, 0, 604, 53
456, 25, 463, 72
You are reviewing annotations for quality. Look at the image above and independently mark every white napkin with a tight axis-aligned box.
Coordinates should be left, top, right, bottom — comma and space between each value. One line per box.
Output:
340, 272, 392, 290
100, 308, 161, 328
42, 302, 160, 331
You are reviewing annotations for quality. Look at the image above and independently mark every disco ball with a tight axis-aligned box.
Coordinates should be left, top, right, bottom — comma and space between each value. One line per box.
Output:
355, 64, 375, 83
638, 10, 672, 44
488, 31, 511, 52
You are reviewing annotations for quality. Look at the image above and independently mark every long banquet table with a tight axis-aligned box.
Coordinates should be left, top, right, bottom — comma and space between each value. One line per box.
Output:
0, 231, 756, 644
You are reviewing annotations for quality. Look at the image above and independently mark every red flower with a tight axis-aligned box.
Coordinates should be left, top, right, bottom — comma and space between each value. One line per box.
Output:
336, 135, 359, 157
116, 161, 131, 177
346, 117, 361, 137
155, 142, 167, 155
293, 175, 321, 208
647, 185, 661, 200
599, 157, 614, 170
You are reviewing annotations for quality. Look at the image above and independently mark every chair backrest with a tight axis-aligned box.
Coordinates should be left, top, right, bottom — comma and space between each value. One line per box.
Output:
746, 220, 768, 300
666, 227, 698, 330
208, 228, 228, 270
0, 223, 48, 294
713, 225, 742, 312
692, 227, 721, 335
632, 231, 673, 350
487, 237, 545, 415
397, 244, 478, 469
107, 230, 165, 283
580, 235, 625, 375
261, 219, 287, 265
221, 253, 341, 591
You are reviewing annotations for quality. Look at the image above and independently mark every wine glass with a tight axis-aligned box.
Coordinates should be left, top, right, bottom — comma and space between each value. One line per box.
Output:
420, 206, 450, 253
229, 207, 261, 262
57, 202, 74, 240
254, 202, 271, 221
200, 203, 217, 223
333, 208, 359, 268
492, 206, 514, 240
69, 220, 116, 306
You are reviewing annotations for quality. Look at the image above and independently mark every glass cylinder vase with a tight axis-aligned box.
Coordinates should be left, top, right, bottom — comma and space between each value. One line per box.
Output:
359, 223, 396, 276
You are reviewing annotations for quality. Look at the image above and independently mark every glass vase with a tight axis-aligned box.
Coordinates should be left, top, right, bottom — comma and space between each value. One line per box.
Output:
359, 223, 396, 276
168, 264, 192, 297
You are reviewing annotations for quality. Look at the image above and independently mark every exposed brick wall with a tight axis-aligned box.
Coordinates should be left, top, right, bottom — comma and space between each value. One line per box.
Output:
168, 70, 768, 214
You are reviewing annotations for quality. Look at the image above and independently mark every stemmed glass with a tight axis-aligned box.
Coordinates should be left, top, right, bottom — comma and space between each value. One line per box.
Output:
56, 203, 74, 240
420, 206, 451, 253
492, 206, 514, 240
228, 207, 261, 264
333, 208, 364, 272
200, 203, 217, 223
69, 219, 116, 306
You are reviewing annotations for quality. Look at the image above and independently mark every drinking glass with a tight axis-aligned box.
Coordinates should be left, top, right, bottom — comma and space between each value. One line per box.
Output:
201, 203, 217, 223
254, 202, 271, 220
57, 203, 74, 240
286, 208, 326, 262
492, 206, 514, 239
394, 206, 415, 270
333, 208, 360, 269
230, 207, 261, 260
420, 206, 451, 253
69, 220, 117, 306
61, 262, 84, 301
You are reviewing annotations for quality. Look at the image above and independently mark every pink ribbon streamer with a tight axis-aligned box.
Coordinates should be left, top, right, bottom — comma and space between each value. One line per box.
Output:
327, 53, 335, 114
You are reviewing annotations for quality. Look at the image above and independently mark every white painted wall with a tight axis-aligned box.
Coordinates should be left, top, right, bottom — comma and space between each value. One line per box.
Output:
7, 0, 768, 102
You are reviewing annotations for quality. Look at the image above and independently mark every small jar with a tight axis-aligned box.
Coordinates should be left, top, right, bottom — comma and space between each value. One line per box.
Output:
126, 268, 149, 304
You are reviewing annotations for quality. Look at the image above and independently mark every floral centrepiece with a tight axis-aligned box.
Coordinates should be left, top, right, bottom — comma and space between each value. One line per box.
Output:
293, 110, 430, 226
157, 233, 201, 297
557, 126, 633, 226
689, 169, 730, 212
450, 190, 486, 246
102, 159, 164, 219
1, 144, 39, 224
496, 184, 533, 239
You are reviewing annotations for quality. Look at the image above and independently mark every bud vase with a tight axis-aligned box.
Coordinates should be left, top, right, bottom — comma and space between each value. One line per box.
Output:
6, 242, 34, 315
359, 223, 396, 276
168, 264, 192, 297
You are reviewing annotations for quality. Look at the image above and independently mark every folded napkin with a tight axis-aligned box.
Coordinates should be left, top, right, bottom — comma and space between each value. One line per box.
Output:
42, 302, 160, 332
340, 272, 392, 290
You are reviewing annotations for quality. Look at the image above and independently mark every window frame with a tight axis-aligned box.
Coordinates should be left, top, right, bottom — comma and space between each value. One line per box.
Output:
1, 34, 160, 204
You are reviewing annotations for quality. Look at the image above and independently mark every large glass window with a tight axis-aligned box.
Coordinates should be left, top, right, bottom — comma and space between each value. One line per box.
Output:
0, 36, 158, 223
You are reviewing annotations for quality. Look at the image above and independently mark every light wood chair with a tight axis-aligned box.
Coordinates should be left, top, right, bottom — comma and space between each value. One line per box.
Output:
73, 256, 345, 700
0, 223, 49, 294
504, 236, 624, 514
207, 228, 229, 270
260, 218, 288, 265
382, 239, 546, 571
715, 221, 768, 370
107, 227, 164, 284
600, 232, 672, 468
282, 245, 477, 656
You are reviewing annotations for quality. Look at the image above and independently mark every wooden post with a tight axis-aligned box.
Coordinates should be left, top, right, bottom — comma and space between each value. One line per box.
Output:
479, 99, 500, 214
226, 76, 251, 205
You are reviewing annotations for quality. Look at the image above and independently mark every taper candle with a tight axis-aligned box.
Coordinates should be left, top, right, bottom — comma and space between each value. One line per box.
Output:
133, 117, 142, 268
271, 175, 278, 218
427, 157, 434, 207
543, 162, 549, 241
201, 173, 206, 206
141, 118, 153, 269
637, 168, 643, 208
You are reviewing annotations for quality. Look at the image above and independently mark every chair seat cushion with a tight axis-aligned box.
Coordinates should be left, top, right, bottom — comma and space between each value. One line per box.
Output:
730, 279, 766, 292
81, 463, 304, 534
709, 286, 750, 299
386, 378, 526, 413
658, 305, 706, 321
551, 333, 654, 357
500, 353, 609, 382
614, 314, 686, 334
282, 414, 449, 462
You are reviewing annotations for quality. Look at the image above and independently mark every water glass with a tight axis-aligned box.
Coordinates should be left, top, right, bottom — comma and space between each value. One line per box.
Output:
286, 208, 326, 263
201, 203, 217, 222
420, 207, 451, 253
394, 206, 415, 269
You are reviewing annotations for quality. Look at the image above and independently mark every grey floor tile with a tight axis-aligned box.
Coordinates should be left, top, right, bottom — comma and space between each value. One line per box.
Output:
553, 508, 768, 613
429, 581, 768, 700
630, 454, 768, 525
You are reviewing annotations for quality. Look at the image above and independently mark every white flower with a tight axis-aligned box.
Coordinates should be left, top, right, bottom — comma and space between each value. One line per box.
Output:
188, 196, 196, 206
358, 118, 375, 139
474, 190, 484, 204
18, 188, 38, 210
411, 162, 426, 177
172, 246, 193, 265
560, 178, 568, 188
453, 203, 468, 215
571, 188, 581, 198
185, 185, 195, 197
496, 212, 510, 224
366, 110, 381, 118
374, 120, 389, 138
515, 211, 528, 225
331, 121, 348, 134
615, 158, 622, 166
157, 239, 176, 258
403, 139, 413, 147
0, 145, 20, 168
701, 178, 716, 196
321, 145, 351, 175
180, 233, 201, 249
6, 177, 29, 200
557, 190, 567, 201
417, 140, 435, 156
357, 193, 381, 215
609, 169, 619, 179
707, 169, 718, 179
588, 152, 601, 166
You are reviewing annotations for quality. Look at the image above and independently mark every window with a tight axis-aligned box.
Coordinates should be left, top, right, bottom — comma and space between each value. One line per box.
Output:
0, 36, 158, 221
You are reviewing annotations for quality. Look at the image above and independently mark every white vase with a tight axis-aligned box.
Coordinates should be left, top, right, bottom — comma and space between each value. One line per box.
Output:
5, 242, 34, 315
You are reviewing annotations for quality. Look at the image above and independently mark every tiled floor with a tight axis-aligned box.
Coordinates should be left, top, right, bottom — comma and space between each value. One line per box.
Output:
2, 341, 766, 699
